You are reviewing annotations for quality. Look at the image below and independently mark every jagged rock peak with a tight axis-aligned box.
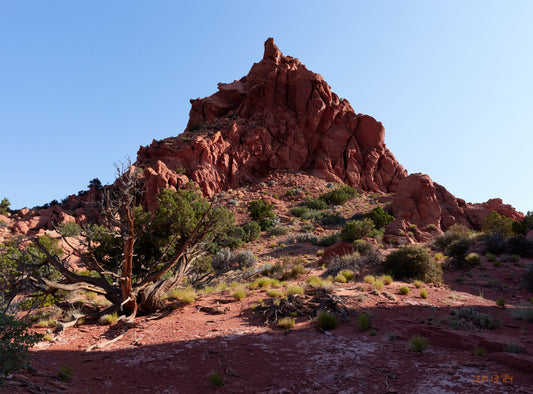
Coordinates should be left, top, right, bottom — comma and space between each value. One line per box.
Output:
137, 38, 408, 208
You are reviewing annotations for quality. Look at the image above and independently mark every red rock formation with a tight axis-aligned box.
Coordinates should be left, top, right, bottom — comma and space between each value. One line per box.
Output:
137, 38, 407, 204
389, 173, 524, 235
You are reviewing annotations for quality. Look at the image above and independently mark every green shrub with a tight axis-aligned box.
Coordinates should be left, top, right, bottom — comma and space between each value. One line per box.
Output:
482, 210, 514, 236
278, 317, 295, 329
353, 239, 374, 255
334, 274, 347, 283
268, 226, 290, 237
485, 252, 497, 262
248, 200, 275, 230
364, 275, 375, 284
340, 219, 375, 242
0, 198, 10, 215
420, 288, 428, 299
294, 233, 318, 244
317, 234, 339, 247
0, 313, 42, 384
266, 289, 284, 298
316, 311, 339, 330
319, 185, 359, 206
285, 187, 302, 197
373, 280, 384, 290
363, 206, 393, 228
433, 224, 470, 251
99, 312, 119, 325
398, 286, 410, 295
409, 336, 429, 352
357, 312, 372, 331
341, 269, 355, 281
232, 288, 247, 301
233, 250, 257, 269
465, 253, 481, 266
448, 307, 501, 330
287, 285, 304, 295
57, 221, 82, 237
512, 211, 533, 235
496, 297, 506, 307
445, 239, 470, 268
165, 287, 197, 304
383, 245, 442, 283
209, 372, 224, 387
57, 365, 73, 382
241, 221, 261, 242
304, 198, 328, 210
413, 280, 423, 288
320, 214, 346, 226
290, 206, 309, 218
381, 275, 393, 285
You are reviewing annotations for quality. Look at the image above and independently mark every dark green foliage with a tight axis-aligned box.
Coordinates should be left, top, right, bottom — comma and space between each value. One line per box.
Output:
0, 198, 10, 215
0, 313, 42, 384
319, 214, 346, 226
483, 233, 507, 255
508, 236, 533, 257
316, 311, 339, 330
383, 245, 442, 283
89, 185, 234, 277
285, 187, 301, 197
448, 307, 501, 331
512, 211, 533, 236
87, 178, 103, 190
241, 221, 261, 242
363, 206, 393, 228
319, 185, 359, 206
317, 233, 339, 247
353, 239, 374, 256
339, 219, 375, 242
433, 224, 470, 251
268, 226, 290, 237
57, 221, 82, 237
304, 198, 327, 210
248, 200, 275, 230
357, 312, 372, 331
482, 211, 514, 236
209, 372, 224, 387
445, 239, 470, 268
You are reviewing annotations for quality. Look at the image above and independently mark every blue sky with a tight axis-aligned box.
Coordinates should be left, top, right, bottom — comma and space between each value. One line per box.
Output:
1, 1, 531, 214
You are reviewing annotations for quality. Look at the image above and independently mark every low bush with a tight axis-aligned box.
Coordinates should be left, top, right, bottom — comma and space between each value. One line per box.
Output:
165, 288, 197, 304
317, 233, 339, 247
268, 226, 290, 237
473, 346, 487, 357
316, 311, 339, 330
445, 239, 470, 268
353, 239, 374, 256
363, 206, 393, 228
448, 307, 501, 331
383, 245, 442, 283
341, 269, 355, 281
357, 312, 372, 331
304, 198, 328, 210
364, 275, 375, 284
241, 221, 261, 242
248, 200, 276, 230
319, 185, 359, 206
398, 286, 410, 295
57, 221, 82, 237
482, 211, 514, 236
278, 317, 295, 329
496, 297, 506, 307
413, 280, 423, 288
420, 288, 428, 299
409, 336, 429, 352
319, 213, 346, 226
340, 219, 375, 242
287, 285, 304, 296
232, 288, 247, 301
373, 280, 384, 290
295, 233, 318, 244
209, 372, 224, 387
381, 275, 393, 285
99, 312, 119, 325
433, 224, 471, 251
0, 313, 42, 384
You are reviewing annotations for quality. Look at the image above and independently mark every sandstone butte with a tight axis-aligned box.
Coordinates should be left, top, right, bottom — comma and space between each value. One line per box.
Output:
7, 38, 524, 236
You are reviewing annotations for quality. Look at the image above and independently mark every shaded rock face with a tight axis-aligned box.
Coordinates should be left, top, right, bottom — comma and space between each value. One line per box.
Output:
137, 38, 407, 204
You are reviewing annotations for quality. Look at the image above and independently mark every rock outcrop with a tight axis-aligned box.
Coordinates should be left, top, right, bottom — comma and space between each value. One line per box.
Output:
137, 38, 407, 207
387, 173, 524, 239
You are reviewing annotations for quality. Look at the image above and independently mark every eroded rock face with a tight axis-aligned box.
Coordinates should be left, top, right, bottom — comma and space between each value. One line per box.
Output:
389, 173, 524, 235
137, 38, 407, 204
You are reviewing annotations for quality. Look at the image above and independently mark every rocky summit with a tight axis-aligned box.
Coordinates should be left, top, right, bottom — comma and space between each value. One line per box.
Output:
137, 38, 407, 210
